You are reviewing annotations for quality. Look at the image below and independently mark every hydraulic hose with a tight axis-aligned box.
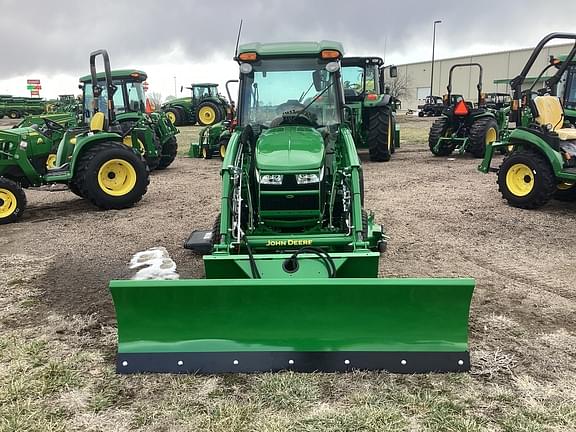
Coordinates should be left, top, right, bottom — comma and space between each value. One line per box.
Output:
284, 247, 337, 278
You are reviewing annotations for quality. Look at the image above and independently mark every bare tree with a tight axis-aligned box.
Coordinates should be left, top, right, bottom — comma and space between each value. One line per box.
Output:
148, 92, 163, 110
386, 74, 411, 101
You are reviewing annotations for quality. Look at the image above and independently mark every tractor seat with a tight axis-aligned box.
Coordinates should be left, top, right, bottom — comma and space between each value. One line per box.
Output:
90, 112, 106, 132
533, 96, 576, 141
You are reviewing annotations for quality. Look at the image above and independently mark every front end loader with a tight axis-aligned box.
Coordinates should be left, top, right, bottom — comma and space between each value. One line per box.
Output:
109, 41, 474, 374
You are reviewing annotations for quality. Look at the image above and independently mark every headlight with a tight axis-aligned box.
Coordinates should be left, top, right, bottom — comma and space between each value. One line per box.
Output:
296, 173, 320, 184
260, 174, 283, 185
20, 140, 28, 149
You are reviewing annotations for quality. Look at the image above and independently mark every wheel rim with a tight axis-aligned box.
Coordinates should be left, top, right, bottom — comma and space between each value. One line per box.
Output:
46, 154, 57, 169
97, 159, 137, 197
202, 147, 208, 158
199, 106, 216, 124
166, 111, 176, 124
485, 127, 497, 144
0, 188, 17, 218
505, 163, 534, 197
219, 144, 226, 158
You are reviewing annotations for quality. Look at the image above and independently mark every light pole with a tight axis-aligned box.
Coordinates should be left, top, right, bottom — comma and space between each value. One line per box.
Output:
430, 20, 442, 98
173, 76, 177, 96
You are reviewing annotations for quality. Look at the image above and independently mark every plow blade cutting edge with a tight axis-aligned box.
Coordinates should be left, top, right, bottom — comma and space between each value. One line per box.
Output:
110, 277, 474, 374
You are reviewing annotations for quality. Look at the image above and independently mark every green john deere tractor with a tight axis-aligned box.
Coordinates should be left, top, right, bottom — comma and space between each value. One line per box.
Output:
109, 41, 474, 374
0, 50, 149, 225
479, 32, 576, 208
80, 69, 179, 170
162, 83, 231, 126
189, 80, 238, 160
429, 63, 501, 158
341, 56, 399, 161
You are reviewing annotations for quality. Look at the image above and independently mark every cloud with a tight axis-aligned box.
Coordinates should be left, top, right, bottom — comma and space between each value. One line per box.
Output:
1, 0, 575, 97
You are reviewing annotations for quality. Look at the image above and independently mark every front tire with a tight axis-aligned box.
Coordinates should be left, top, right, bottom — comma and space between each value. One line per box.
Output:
367, 106, 392, 162
165, 108, 182, 126
157, 137, 178, 170
468, 117, 498, 158
0, 177, 26, 224
553, 183, 576, 202
218, 137, 229, 160
74, 142, 149, 210
497, 149, 555, 209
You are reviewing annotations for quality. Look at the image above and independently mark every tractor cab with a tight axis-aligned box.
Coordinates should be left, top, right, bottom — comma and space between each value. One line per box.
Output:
553, 55, 576, 126
236, 44, 344, 228
341, 57, 384, 102
190, 83, 219, 101
79, 69, 147, 127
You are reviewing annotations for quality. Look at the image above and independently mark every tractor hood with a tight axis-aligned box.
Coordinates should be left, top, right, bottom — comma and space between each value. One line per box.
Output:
255, 126, 325, 171
0, 126, 38, 140
162, 97, 189, 107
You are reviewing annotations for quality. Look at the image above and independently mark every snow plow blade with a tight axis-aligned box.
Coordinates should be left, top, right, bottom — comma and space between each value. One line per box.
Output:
110, 277, 474, 374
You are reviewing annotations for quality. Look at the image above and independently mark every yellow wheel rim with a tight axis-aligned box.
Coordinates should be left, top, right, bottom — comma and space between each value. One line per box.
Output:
219, 144, 226, 158
46, 154, 57, 169
202, 147, 208, 159
166, 111, 176, 124
0, 188, 17, 219
505, 163, 534, 197
557, 182, 574, 191
485, 127, 497, 144
199, 106, 216, 124
97, 159, 137, 197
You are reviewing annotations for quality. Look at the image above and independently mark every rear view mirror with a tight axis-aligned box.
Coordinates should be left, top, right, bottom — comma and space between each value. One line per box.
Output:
389, 66, 398, 78
313, 70, 323, 92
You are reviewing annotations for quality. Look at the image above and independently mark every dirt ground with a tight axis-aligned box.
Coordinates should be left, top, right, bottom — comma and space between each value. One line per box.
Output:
0, 116, 575, 431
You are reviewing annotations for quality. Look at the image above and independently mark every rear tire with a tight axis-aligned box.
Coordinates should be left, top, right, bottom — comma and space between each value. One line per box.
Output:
390, 116, 397, 154
468, 117, 498, 158
367, 106, 392, 162
0, 177, 26, 224
428, 117, 453, 156
156, 137, 178, 170
497, 149, 555, 209
196, 101, 222, 126
74, 142, 149, 209
8, 111, 19, 119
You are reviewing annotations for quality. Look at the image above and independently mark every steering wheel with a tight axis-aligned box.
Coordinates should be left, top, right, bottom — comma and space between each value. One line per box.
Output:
43, 118, 65, 131
276, 100, 305, 115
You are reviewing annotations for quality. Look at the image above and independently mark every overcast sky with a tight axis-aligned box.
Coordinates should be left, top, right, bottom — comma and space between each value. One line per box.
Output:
1, 0, 575, 100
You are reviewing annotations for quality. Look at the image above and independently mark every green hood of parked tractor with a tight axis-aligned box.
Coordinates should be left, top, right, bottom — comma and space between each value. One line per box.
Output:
255, 126, 324, 171
162, 97, 190, 107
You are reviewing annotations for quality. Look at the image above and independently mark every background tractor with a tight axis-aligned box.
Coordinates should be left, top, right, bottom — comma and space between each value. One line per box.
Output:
479, 32, 576, 208
161, 83, 231, 126
428, 63, 501, 158
341, 56, 399, 162
0, 50, 149, 225
189, 80, 238, 160
554, 55, 576, 125
80, 69, 179, 170
417, 94, 463, 117
0, 95, 45, 119
109, 40, 474, 375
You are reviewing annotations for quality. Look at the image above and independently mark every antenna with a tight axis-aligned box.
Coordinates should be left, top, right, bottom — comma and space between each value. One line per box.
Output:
234, 19, 243, 60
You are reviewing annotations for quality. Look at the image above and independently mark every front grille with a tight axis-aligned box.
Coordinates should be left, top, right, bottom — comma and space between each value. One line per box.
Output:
261, 194, 319, 212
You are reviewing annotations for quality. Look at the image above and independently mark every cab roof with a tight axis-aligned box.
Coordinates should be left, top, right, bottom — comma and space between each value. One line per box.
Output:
79, 69, 147, 82
238, 40, 344, 58
192, 83, 219, 87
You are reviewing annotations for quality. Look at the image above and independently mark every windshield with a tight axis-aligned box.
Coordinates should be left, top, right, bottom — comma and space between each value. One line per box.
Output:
193, 86, 216, 99
83, 80, 145, 122
239, 58, 340, 127
341, 65, 377, 96
564, 65, 576, 110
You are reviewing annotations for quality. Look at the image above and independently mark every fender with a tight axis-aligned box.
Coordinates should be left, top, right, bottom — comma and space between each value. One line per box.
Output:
508, 129, 565, 174
69, 132, 126, 175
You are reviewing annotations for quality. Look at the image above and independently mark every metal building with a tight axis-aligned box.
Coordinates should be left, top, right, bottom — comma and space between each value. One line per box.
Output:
389, 43, 572, 111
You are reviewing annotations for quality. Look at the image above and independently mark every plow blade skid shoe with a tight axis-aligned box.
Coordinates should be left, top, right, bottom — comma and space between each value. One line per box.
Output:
110, 277, 474, 374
